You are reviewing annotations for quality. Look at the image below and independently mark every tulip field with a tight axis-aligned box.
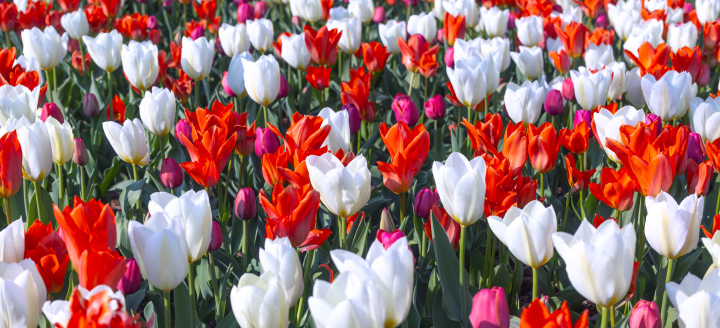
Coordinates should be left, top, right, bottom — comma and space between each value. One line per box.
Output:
4, 0, 720, 326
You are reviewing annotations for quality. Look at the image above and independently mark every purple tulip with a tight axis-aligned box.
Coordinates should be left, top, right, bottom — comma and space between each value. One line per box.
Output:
573, 109, 592, 130
41, 102, 64, 123
237, 3, 254, 23
73, 138, 88, 166
342, 103, 362, 135
160, 158, 183, 189
414, 187, 439, 219
469, 287, 510, 328
507, 12, 516, 30
255, 127, 281, 157
688, 132, 706, 164
392, 93, 419, 126
208, 221, 223, 251
376, 229, 405, 249
645, 113, 662, 137
147, 16, 159, 30
278, 74, 289, 99
595, 12, 609, 29
82, 93, 100, 117
254, 1, 268, 18
175, 119, 193, 147
235, 188, 257, 220
425, 95, 446, 120
190, 26, 204, 40
117, 259, 142, 295
544, 89, 564, 116
444, 47, 455, 69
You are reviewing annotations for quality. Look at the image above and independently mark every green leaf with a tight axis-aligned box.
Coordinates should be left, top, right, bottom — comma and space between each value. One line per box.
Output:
143, 301, 159, 328
29, 183, 54, 225
173, 282, 204, 328
431, 215, 470, 321
99, 157, 123, 196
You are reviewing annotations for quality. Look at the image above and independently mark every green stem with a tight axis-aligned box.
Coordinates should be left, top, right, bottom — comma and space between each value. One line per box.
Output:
715, 186, 720, 215
297, 68, 303, 93
4, 31, 9, 49
532, 267, 538, 300
57, 164, 64, 207
4, 197, 11, 226
45, 70, 53, 103
195, 79, 201, 110
208, 253, 222, 321
263, 106, 268, 128
107, 71, 113, 121
79, 166, 86, 202
23, 180, 29, 226
164, 290, 172, 328
338, 215, 347, 250
408, 73, 416, 96
539, 173, 545, 200
188, 262, 197, 321
242, 220, 251, 271
132, 164, 141, 220
563, 193, 570, 232
459, 225, 468, 328
33, 180, 44, 224
399, 192, 406, 226
579, 189, 585, 220
635, 196, 646, 261
600, 307, 608, 328
660, 258, 675, 326
79, 43, 86, 76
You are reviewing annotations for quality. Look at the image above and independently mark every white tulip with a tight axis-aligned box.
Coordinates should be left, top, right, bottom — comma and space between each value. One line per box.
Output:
666, 7, 684, 24
348, 0, 374, 23
606, 62, 626, 102
478, 37, 510, 72
552, 220, 636, 308
623, 20, 664, 60
584, 43, 614, 70
242, 54, 281, 107
624, 67, 645, 108
228, 51, 254, 97
570, 68, 612, 110
641, 70, 693, 121
690, 97, 720, 142
44, 117, 74, 165
139, 87, 176, 137
666, 269, 720, 327
606, 6, 640, 40
0, 259, 46, 328
259, 238, 304, 306
231, 272, 289, 328
516, 15, 543, 47
309, 271, 384, 328
326, 17, 361, 54
128, 212, 189, 292
504, 79, 547, 125
488, 200, 557, 269
103, 118, 150, 166
82, 30, 122, 73
281, 33, 311, 71
433, 0, 445, 19
552, 7, 582, 28
290, 0, 323, 23
593, 105, 646, 162
21, 26, 67, 71
247, 19, 274, 53
443, 0, 479, 27
407, 13, 437, 42
148, 190, 212, 263
696, 0, 720, 25
432, 152, 486, 226
480, 7, 508, 38
644, 0, 666, 10
329, 7, 350, 20
667, 22, 699, 53
645, 192, 703, 260
378, 20, 407, 54
218, 23, 251, 58
181, 36, 215, 81
121, 40, 159, 92
318, 107, 351, 153
453, 38, 482, 62
14, 118, 52, 182
60, 10, 88, 40
14, 56, 43, 86
545, 37, 563, 54
446, 50, 488, 108
306, 153, 371, 219
510, 46, 543, 81
703, 233, 720, 267
0, 220, 24, 264
0, 85, 38, 125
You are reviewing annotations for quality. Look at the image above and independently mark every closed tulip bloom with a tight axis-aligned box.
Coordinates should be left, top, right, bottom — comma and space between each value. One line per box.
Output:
414, 187, 439, 219
641, 70, 693, 122
407, 13, 437, 42
306, 153, 371, 219
231, 272, 290, 328
82, 30, 122, 73
281, 33, 311, 70
623, 67, 644, 107
82, 93, 100, 118
181, 36, 215, 81
480, 7, 509, 38
432, 152, 486, 226
607, 5, 640, 40
242, 54, 281, 107
121, 41, 159, 92
348, 0, 374, 23
510, 46, 543, 80
40, 103, 63, 124
584, 43, 614, 71
373, 7, 385, 23
117, 258, 141, 295
697, 0, 720, 24
392, 94, 419, 126
645, 192, 703, 260
516, 15, 543, 46
606, 62, 626, 102
0, 131, 22, 198
44, 117, 74, 165
255, 127, 280, 157
488, 200, 557, 269
11, 118, 53, 182
318, 107, 351, 153
218, 23, 251, 57
446, 51, 488, 108
103, 119, 150, 166
666, 270, 720, 327
227, 51, 254, 97
0, 84, 38, 125
128, 212, 189, 292
361, 42, 389, 73
690, 97, 720, 142
593, 105, 646, 162
667, 22, 698, 52
237, 3, 254, 23
378, 20, 407, 54
504, 79, 547, 125
259, 237, 304, 306
175, 119, 192, 148
60, 10, 88, 40
0, 219, 24, 263
247, 18, 274, 53
290, 0, 322, 23
308, 270, 384, 328
160, 158, 183, 189
139, 87, 175, 137
425, 94, 446, 120
327, 17, 361, 54
148, 190, 212, 263
477, 37, 510, 73
0, 259, 46, 328
552, 220, 636, 308
207, 221, 223, 251
544, 89, 564, 116
570, 68, 612, 110
469, 287, 510, 328
235, 187, 257, 220
443, 0, 479, 27
629, 300, 660, 328
21, 26, 68, 71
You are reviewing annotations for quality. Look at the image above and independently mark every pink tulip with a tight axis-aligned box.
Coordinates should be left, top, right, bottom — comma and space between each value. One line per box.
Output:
376, 229, 405, 249
223, 71, 236, 97
469, 287, 509, 328
160, 158, 183, 189
629, 300, 660, 328
392, 93, 418, 126
208, 221, 223, 251
41, 102, 64, 123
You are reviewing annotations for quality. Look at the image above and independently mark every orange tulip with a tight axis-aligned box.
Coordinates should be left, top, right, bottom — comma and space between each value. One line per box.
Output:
687, 159, 713, 196
180, 149, 220, 188
425, 205, 460, 250
306, 65, 332, 90
706, 138, 720, 172
588, 167, 635, 212
702, 214, 720, 238
527, 122, 561, 174
555, 22, 586, 58
272, 112, 331, 165
549, 50, 571, 74
671, 46, 703, 83
398, 34, 440, 73
483, 155, 537, 217
559, 122, 590, 154
77, 248, 126, 291
502, 121, 528, 175
0, 131, 22, 199
65, 287, 145, 328
573, 0, 602, 18
193, 0, 221, 33
624, 42, 671, 79
418, 52, 439, 78
444, 12, 466, 47
463, 114, 503, 157
377, 122, 430, 194
704, 21, 720, 51
304, 25, 342, 67
25, 219, 69, 293
564, 154, 595, 193
261, 184, 330, 250
592, 214, 618, 228
361, 41, 389, 73
106, 95, 126, 122
261, 147, 289, 187
585, 27, 614, 47
520, 299, 589, 328
341, 70, 376, 121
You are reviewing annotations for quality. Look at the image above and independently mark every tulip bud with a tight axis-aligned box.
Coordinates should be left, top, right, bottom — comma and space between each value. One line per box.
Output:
190, 26, 204, 40
341, 103, 362, 135
507, 12, 516, 30
551, 4, 562, 12
147, 16, 159, 30
163, 0, 173, 10
392, 93, 419, 126
237, 3, 254, 23
595, 12, 609, 29
544, 89, 564, 116
629, 300, 660, 328
208, 221, 223, 251
41, 102, 64, 123
73, 138, 89, 166
562, 78, 574, 101
698, 64, 711, 87
82, 93, 100, 117
160, 158, 183, 189
117, 258, 142, 295
223, 71, 236, 97
379, 207, 396, 232
235, 127, 257, 157
215, 38, 226, 56
645, 113, 662, 137
234, 188, 257, 220
175, 119, 192, 146
444, 47, 455, 69
254, 1, 268, 18
292, 15, 301, 26
278, 74, 289, 99
469, 287, 510, 328
425, 95, 446, 120
435, 29, 445, 44
254, 127, 280, 157
573, 109, 592, 129
688, 132, 706, 163
414, 187, 440, 219
373, 7, 385, 23
376, 229, 405, 249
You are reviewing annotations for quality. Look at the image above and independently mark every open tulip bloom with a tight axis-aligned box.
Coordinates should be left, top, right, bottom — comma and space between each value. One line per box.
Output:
2, 1, 720, 328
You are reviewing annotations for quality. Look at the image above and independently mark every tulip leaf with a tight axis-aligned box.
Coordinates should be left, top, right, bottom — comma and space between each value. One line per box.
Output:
612, 312, 630, 328
174, 281, 204, 328
99, 157, 123, 196
349, 218, 370, 256
146, 290, 165, 328
431, 215, 470, 322
215, 313, 239, 328
431, 289, 461, 328
143, 301, 159, 328
29, 183, 54, 225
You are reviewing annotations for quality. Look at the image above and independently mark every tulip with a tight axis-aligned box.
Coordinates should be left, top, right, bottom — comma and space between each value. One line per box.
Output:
561, 77, 574, 101
666, 269, 720, 327
103, 119, 150, 167
175, 119, 192, 147
552, 220, 635, 308
208, 221, 223, 251
623, 67, 645, 108
235, 188, 257, 220
516, 15, 543, 47
242, 54, 281, 107
117, 258, 141, 295
304, 25, 341, 66
544, 89, 564, 116
82, 30, 122, 73
690, 97, 720, 142
259, 237, 304, 305
348, 0, 374, 23
372, 6, 385, 23
82, 93, 99, 117
606, 62, 626, 102
160, 158, 183, 189
0, 259, 46, 328
376, 229, 405, 249
139, 87, 175, 137
641, 70, 693, 122
279, 75, 290, 97
444, 47, 455, 68
593, 105, 646, 162
255, 127, 281, 157
414, 188, 439, 219
584, 43, 613, 71
327, 17, 361, 54
443, 13, 466, 47
573, 110, 591, 131
697, 0, 720, 24
222, 72, 235, 97
281, 33, 311, 71
148, 190, 212, 263
361, 41, 389, 73
40, 103, 63, 124
247, 18, 274, 53
121, 40, 159, 92
629, 300, 661, 328
443, 0, 478, 28
128, 212, 189, 292
218, 23, 251, 58
607, 5, 640, 40
377, 122, 430, 195
318, 107, 351, 153
480, 7, 509, 38
0, 219, 24, 263
11, 118, 53, 183
645, 192, 703, 260
424, 95, 446, 120
504, 79, 547, 125
237, 3, 254, 23
290, 0, 322, 23
475, 37, 510, 73
189, 27, 204, 40
379, 207, 396, 232
341, 104, 362, 135
667, 22, 698, 53
181, 36, 215, 81
510, 46, 543, 81
231, 272, 290, 328
391, 94, 419, 126
306, 65, 331, 90
570, 68, 612, 110
688, 132, 705, 163
378, 20, 407, 54
407, 13, 437, 43
21, 26, 68, 70
308, 270, 384, 328
0, 129, 20, 200
469, 287, 510, 328
227, 51, 254, 97
44, 117, 74, 165
519, 300, 590, 327
446, 51, 490, 109
60, 10, 88, 40
0, 85, 38, 125
306, 153, 371, 219
432, 152, 486, 226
